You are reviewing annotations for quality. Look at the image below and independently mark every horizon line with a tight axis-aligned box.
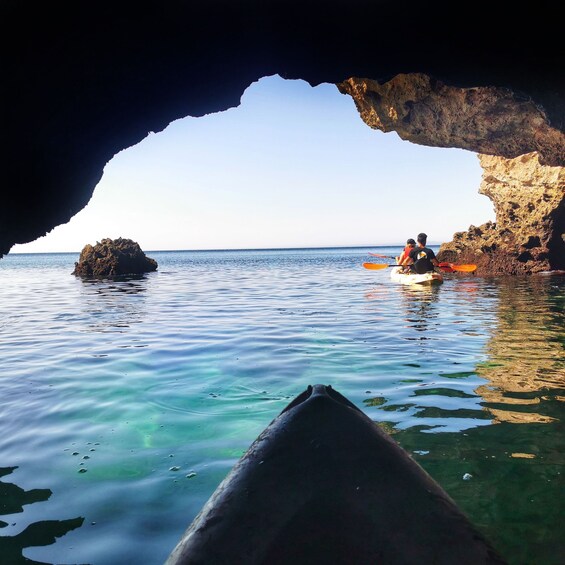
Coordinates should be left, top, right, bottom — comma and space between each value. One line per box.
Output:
7, 242, 443, 256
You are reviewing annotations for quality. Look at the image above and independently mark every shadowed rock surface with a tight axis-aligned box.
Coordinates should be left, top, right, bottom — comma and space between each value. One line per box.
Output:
72, 238, 157, 277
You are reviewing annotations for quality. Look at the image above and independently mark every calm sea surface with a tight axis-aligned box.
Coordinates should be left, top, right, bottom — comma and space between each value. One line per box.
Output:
0, 247, 563, 565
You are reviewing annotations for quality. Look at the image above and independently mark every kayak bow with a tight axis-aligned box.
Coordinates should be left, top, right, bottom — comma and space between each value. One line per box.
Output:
166, 385, 505, 564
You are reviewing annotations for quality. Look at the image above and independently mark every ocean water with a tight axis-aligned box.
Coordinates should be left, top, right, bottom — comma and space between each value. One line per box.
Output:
0, 247, 563, 565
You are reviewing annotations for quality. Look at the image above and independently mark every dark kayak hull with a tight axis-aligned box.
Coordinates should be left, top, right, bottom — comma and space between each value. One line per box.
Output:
166, 384, 505, 564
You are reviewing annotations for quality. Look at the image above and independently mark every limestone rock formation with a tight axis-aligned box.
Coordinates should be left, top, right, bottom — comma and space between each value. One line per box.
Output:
337, 75, 565, 167
437, 153, 565, 274
72, 238, 158, 277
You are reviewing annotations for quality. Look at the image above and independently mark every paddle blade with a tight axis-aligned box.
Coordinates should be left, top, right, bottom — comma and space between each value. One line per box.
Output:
451, 264, 477, 272
439, 262, 477, 273
368, 252, 394, 258
438, 264, 454, 273
363, 262, 389, 270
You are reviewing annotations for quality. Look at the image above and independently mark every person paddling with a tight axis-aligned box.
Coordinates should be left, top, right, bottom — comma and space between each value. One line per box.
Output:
396, 238, 416, 265
400, 232, 439, 274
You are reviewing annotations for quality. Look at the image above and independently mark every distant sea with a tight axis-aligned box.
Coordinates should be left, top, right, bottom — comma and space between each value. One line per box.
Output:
1, 247, 563, 564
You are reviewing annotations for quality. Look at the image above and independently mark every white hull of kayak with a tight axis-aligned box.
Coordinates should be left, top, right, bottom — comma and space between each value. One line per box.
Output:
390, 267, 443, 285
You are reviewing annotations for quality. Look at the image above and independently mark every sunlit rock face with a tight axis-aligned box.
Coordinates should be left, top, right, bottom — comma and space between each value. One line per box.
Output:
438, 153, 565, 274
337, 74, 565, 167
338, 75, 565, 273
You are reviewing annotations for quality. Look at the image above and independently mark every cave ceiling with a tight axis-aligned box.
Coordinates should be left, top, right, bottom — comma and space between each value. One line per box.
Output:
2, 0, 564, 256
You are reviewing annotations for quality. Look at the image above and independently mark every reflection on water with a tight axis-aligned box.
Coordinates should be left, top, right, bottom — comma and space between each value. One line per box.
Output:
384, 275, 565, 428
78, 274, 152, 333
371, 274, 565, 564
476, 277, 565, 424
0, 467, 83, 565
398, 284, 441, 335
79, 273, 151, 292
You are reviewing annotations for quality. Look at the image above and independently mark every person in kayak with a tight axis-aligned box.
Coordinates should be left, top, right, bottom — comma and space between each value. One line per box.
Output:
395, 238, 416, 265
400, 232, 439, 274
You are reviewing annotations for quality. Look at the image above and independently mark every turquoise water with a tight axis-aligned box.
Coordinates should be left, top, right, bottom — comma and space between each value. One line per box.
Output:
0, 247, 563, 565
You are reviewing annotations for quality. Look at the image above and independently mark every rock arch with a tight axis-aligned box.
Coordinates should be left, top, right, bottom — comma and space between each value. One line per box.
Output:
3, 1, 564, 272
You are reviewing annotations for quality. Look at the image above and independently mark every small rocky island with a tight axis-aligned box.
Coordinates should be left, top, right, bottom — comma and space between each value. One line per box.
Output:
72, 237, 158, 277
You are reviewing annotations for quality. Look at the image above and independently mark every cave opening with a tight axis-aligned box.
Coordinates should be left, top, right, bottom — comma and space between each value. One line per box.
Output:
12, 75, 493, 255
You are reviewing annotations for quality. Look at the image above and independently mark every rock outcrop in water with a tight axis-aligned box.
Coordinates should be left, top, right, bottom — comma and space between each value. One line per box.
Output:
72, 238, 157, 277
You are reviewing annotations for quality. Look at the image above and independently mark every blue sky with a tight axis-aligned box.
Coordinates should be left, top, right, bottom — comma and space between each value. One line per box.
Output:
13, 75, 493, 253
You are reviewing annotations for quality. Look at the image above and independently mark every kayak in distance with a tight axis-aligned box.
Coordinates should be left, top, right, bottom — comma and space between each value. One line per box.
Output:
390, 266, 444, 285
165, 384, 506, 564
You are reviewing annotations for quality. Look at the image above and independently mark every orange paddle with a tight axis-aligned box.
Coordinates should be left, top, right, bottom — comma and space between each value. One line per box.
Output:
439, 262, 477, 273
363, 262, 477, 273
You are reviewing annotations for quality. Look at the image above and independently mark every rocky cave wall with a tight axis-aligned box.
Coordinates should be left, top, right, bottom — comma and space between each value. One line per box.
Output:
3, 1, 564, 269
338, 75, 565, 273
440, 153, 565, 274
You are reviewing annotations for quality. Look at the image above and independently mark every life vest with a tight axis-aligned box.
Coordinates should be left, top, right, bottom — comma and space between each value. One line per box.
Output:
398, 245, 413, 263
